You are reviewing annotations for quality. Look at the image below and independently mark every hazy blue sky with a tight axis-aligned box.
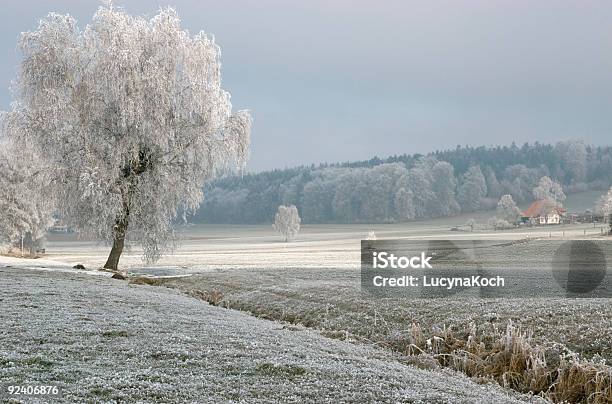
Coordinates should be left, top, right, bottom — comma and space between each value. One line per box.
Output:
1, 1, 612, 171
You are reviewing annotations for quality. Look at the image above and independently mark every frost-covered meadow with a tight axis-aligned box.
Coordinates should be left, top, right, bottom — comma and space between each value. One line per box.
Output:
1, 267, 536, 403
2, 194, 612, 402
1, 2, 611, 401
44, 190, 609, 271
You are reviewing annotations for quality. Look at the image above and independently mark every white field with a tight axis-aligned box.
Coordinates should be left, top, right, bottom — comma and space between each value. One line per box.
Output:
0, 267, 534, 403
41, 190, 606, 270
2, 191, 609, 401
44, 214, 610, 272
40, 201, 612, 362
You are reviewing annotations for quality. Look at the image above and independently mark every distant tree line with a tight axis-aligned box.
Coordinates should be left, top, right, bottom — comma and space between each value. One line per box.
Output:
193, 141, 612, 224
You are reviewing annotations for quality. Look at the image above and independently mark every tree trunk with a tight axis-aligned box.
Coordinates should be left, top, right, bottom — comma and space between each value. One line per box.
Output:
104, 152, 147, 271
103, 218, 128, 271
104, 204, 130, 271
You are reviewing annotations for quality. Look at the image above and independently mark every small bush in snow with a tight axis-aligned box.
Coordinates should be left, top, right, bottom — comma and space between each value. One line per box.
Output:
488, 217, 513, 230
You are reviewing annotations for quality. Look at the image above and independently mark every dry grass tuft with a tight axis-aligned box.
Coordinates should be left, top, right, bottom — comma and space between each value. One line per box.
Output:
189, 289, 224, 306
128, 276, 168, 287
548, 358, 612, 403
383, 320, 611, 403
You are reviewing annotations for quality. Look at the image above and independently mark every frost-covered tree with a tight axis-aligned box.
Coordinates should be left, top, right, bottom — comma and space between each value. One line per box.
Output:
484, 166, 502, 198
496, 194, 521, 224
407, 160, 436, 218
362, 164, 406, 222
533, 176, 565, 206
302, 177, 335, 223
554, 140, 587, 183
273, 205, 301, 242
0, 141, 53, 252
501, 164, 546, 204
457, 165, 487, 212
431, 161, 460, 216
332, 169, 365, 223
3, 6, 251, 269
595, 187, 612, 217
393, 186, 415, 221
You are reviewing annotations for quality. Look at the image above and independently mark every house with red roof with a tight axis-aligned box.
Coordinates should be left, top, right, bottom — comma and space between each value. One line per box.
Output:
522, 199, 565, 225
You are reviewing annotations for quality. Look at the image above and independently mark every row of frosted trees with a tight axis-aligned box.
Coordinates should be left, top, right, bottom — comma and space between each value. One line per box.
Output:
198, 157, 562, 224
197, 139, 612, 224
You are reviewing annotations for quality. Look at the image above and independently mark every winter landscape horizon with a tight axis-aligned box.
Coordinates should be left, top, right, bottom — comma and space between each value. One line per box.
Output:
2, 2, 612, 403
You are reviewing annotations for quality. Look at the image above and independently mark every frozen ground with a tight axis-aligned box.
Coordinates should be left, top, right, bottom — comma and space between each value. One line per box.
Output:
45, 220, 610, 272
37, 217, 612, 364
0, 266, 534, 403
40, 192, 609, 271
3, 194, 609, 401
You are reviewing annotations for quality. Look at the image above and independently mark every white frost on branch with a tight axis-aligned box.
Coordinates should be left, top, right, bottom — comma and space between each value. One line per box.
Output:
496, 194, 521, 224
0, 139, 54, 250
533, 176, 565, 207
595, 187, 612, 217
3, 5, 251, 264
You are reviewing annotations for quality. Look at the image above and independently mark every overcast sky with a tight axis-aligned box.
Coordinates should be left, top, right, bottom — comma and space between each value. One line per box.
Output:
1, 1, 612, 171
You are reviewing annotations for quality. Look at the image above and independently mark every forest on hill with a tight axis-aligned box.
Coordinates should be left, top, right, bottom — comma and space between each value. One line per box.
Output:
193, 141, 612, 224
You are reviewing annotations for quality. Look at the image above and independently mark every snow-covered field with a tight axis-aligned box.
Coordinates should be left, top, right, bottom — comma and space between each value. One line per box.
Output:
44, 215, 610, 272
2, 212, 611, 401
39, 192, 607, 272
0, 267, 533, 403
38, 220, 612, 363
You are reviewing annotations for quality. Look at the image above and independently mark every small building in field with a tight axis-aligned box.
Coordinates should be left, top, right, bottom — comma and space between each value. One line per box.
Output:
522, 200, 565, 225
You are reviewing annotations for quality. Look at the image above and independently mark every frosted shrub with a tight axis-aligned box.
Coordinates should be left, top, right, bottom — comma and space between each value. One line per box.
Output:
273, 205, 300, 242
488, 217, 513, 230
